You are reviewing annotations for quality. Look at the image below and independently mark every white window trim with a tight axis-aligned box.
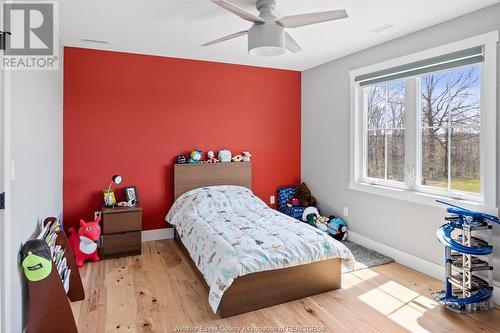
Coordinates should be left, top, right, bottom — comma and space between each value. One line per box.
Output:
349, 31, 498, 214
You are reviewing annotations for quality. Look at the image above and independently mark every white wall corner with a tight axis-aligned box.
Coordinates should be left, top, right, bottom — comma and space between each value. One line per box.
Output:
348, 231, 499, 306
142, 228, 174, 242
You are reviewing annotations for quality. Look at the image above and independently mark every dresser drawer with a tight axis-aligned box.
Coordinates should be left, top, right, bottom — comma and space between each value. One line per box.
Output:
102, 211, 141, 234
101, 231, 141, 256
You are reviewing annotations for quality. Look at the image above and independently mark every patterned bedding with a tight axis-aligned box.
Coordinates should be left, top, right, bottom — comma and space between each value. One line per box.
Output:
165, 185, 354, 313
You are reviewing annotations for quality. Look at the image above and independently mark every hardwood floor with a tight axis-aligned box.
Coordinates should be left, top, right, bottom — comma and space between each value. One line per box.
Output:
72, 240, 500, 332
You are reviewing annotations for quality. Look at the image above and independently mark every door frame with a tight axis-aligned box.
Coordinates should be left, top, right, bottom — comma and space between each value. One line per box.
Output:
0, 10, 13, 332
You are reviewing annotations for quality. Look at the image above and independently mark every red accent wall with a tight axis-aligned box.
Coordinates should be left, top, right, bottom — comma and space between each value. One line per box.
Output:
63, 47, 301, 231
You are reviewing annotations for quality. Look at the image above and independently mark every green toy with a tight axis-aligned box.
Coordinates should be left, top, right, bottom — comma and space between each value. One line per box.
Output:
188, 149, 203, 164
21, 239, 52, 282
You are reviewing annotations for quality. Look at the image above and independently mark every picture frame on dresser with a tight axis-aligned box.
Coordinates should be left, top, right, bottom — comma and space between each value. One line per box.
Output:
124, 185, 139, 203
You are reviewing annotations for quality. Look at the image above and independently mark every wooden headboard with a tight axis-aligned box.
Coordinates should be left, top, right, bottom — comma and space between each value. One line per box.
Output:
173, 162, 252, 199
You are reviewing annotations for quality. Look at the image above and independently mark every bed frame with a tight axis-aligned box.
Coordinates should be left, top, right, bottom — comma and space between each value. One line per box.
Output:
172, 162, 341, 318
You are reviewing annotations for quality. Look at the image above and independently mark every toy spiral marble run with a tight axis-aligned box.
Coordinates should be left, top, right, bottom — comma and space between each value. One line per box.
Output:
432, 200, 499, 313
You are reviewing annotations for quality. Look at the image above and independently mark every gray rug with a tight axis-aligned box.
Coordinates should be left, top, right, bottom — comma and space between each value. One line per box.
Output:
341, 240, 394, 273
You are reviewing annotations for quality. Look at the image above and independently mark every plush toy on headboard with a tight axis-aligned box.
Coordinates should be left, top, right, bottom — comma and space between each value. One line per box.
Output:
188, 149, 203, 164
242, 151, 252, 162
176, 155, 187, 164
231, 155, 243, 162
68, 217, 101, 267
218, 149, 232, 163
205, 151, 219, 163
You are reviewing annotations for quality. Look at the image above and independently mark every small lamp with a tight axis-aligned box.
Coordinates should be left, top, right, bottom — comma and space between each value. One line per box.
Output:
104, 175, 123, 207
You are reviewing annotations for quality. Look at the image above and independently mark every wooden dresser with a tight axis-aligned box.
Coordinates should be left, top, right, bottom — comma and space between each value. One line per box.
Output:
101, 204, 142, 258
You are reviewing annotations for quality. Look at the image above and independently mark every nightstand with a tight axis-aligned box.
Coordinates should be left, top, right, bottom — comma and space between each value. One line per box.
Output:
101, 204, 142, 258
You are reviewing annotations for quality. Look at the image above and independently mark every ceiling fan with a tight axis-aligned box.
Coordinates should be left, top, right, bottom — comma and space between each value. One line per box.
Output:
202, 0, 348, 56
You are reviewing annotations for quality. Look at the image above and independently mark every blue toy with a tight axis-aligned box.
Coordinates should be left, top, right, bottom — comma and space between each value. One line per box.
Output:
326, 217, 348, 241
278, 186, 308, 220
432, 200, 499, 313
188, 149, 202, 164
301, 207, 348, 241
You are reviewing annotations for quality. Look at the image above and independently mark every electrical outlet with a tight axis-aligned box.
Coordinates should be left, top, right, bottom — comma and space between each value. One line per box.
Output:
94, 211, 102, 220
270, 195, 275, 205
343, 207, 349, 217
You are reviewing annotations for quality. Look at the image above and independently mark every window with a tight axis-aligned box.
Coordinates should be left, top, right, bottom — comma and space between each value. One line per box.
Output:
350, 32, 498, 207
419, 66, 481, 194
364, 81, 406, 182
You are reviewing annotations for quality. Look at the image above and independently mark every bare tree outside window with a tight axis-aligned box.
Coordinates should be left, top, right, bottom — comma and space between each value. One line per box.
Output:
365, 81, 406, 182
420, 65, 480, 193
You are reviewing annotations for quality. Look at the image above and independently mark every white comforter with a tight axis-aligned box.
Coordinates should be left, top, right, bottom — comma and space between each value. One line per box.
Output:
165, 185, 354, 313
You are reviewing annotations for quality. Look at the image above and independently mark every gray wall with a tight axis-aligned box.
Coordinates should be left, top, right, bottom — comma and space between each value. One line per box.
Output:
8, 56, 63, 330
302, 4, 500, 280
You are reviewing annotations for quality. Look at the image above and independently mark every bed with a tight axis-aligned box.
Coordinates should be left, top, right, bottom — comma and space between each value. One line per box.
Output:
166, 162, 353, 317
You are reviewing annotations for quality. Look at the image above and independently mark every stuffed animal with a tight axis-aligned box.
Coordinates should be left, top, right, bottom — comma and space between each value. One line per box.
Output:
206, 151, 219, 163
286, 197, 300, 208
301, 207, 347, 241
242, 151, 252, 162
295, 183, 317, 207
218, 150, 232, 163
313, 215, 330, 232
315, 215, 330, 224
188, 149, 202, 164
302, 206, 320, 226
176, 155, 187, 164
232, 155, 243, 162
326, 216, 348, 241
68, 217, 101, 267
302, 206, 329, 231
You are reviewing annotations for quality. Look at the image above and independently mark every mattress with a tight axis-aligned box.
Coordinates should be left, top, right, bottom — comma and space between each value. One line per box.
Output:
165, 185, 354, 313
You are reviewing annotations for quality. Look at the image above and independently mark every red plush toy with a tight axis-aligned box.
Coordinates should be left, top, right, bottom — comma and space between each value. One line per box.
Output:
68, 216, 101, 267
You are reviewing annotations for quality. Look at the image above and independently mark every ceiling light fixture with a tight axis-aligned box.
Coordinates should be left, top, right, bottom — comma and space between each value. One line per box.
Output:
248, 22, 285, 56
203, 0, 348, 56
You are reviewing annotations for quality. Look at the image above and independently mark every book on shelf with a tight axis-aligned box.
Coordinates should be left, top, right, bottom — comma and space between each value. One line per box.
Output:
38, 217, 72, 291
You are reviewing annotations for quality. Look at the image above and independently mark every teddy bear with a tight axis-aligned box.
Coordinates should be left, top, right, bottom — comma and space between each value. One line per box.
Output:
295, 183, 317, 207
205, 151, 219, 163
242, 151, 252, 162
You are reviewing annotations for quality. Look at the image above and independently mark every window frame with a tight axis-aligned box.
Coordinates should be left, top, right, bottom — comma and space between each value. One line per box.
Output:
349, 32, 498, 213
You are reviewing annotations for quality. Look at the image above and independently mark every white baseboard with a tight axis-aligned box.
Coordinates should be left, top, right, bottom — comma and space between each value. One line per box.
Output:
348, 231, 500, 306
142, 228, 174, 241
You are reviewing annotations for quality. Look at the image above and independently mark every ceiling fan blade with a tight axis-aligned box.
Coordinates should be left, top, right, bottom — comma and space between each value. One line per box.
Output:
212, 0, 265, 23
202, 30, 248, 46
285, 32, 302, 53
277, 9, 348, 28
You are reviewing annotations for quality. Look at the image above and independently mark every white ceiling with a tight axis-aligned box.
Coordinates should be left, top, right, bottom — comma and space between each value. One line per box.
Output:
59, 0, 500, 71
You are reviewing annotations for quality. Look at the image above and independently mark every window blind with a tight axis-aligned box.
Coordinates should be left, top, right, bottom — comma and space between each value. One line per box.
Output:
355, 46, 484, 87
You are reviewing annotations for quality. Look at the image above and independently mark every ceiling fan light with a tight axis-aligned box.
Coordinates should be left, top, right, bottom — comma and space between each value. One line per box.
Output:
249, 46, 285, 57
248, 22, 285, 57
